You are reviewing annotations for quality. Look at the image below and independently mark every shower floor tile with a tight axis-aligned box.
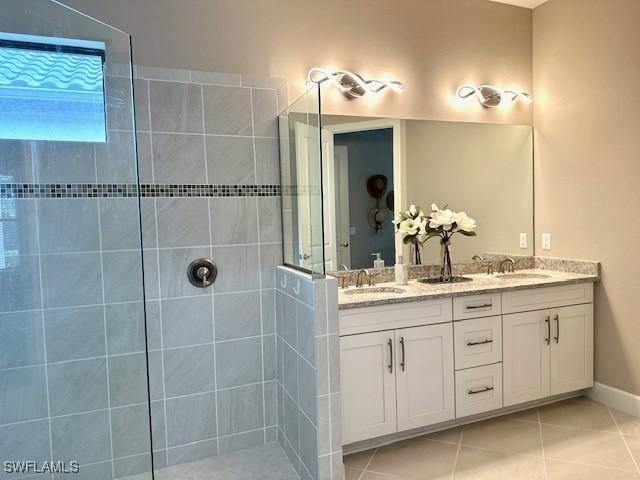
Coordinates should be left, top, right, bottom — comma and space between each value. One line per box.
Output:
120, 443, 299, 480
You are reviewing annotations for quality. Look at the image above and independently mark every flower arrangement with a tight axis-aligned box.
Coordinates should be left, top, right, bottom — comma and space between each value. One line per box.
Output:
394, 204, 477, 281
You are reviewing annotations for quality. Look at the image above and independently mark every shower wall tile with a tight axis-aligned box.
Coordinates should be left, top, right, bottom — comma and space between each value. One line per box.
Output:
158, 246, 211, 298
203, 85, 252, 136
44, 306, 106, 362
114, 454, 152, 479
167, 438, 218, 466
0, 366, 48, 424
105, 302, 147, 355
108, 353, 149, 408
9, 199, 38, 256
163, 345, 215, 397
0, 420, 51, 471
102, 250, 145, 303
95, 130, 138, 183
31, 141, 96, 184
217, 383, 264, 436
0, 139, 34, 182
151, 400, 167, 449
161, 296, 213, 348
209, 197, 258, 245
149, 81, 204, 134
156, 198, 210, 248
255, 138, 280, 185
219, 429, 265, 455
211, 245, 261, 293
99, 198, 141, 251
40, 252, 103, 308
205, 135, 255, 185
252, 89, 279, 138
0, 310, 45, 369
136, 65, 191, 82
214, 291, 261, 341
258, 197, 283, 243
50, 410, 112, 466
47, 358, 109, 416
111, 404, 152, 458
106, 75, 135, 132
190, 70, 241, 86
37, 198, 100, 254
215, 337, 262, 389
152, 133, 206, 184
165, 392, 217, 447
133, 79, 150, 131
136, 131, 154, 183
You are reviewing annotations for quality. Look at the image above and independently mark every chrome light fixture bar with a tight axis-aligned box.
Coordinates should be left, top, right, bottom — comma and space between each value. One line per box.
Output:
308, 67, 404, 98
457, 84, 532, 108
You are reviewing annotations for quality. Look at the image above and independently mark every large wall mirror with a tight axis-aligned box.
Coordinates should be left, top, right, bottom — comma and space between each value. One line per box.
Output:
321, 115, 534, 271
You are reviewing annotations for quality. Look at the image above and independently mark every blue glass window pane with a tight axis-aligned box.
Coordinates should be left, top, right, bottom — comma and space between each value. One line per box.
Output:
0, 44, 106, 142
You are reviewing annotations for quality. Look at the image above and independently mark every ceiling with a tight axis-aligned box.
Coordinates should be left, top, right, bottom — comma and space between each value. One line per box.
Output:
489, 0, 549, 8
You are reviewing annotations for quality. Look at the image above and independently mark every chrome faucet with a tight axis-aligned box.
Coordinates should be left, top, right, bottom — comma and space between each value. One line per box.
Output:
355, 269, 370, 288
472, 254, 494, 275
499, 257, 516, 274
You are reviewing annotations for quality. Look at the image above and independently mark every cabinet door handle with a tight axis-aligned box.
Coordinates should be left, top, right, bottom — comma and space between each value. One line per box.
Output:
387, 339, 393, 374
400, 337, 406, 371
466, 339, 493, 346
545, 316, 550, 345
468, 386, 494, 395
466, 303, 493, 310
554, 314, 560, 343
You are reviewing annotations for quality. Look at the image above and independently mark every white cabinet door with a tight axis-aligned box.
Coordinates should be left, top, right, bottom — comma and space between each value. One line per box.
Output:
503, 311, 551, 407
340, 331, 397, 444
550, 304, 594, 395
395, 324, 455, 431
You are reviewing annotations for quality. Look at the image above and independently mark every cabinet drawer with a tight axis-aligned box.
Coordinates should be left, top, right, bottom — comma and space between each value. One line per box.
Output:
453, 293, 501, 320
454, 316, 502, 370
455, 363, 503, 418
502, 283, 594, 314
339, 299, 452, 336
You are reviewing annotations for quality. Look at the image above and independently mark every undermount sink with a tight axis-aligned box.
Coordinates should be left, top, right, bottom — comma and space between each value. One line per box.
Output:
343, 286, 406, 295
495, 272, 551, 280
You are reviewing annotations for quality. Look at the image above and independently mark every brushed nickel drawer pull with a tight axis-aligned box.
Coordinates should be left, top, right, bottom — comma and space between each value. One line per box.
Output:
387, 339, 393, 374
545, 315, 551, 345
554, 314, 560, 344
468, 386, 494, 395
466, 339, 493, 346
466, 303, 493, 310
400, 337, 406, 371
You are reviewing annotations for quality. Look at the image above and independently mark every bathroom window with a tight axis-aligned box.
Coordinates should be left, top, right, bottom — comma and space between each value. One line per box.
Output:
0, 33, 107, 142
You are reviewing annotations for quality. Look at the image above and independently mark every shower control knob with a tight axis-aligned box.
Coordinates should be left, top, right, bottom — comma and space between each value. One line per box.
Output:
187, 258, 217, 288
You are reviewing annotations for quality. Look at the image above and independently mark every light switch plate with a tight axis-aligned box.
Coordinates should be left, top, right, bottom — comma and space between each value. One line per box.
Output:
519, 233, 528, 249
542, 233, 551, 250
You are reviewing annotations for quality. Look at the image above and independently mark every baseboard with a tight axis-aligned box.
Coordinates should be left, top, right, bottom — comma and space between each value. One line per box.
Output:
586, 382, 640, 416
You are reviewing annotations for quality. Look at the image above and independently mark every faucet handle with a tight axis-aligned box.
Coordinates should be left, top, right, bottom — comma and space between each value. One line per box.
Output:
368, 271, 380, 287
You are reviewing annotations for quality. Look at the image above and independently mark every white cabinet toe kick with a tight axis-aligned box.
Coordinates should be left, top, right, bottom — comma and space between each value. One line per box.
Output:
339, 283, 594, 446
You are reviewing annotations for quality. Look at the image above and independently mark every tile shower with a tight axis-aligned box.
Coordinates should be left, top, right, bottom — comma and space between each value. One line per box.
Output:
0, 2, 341, 479
133, 65, 287, 468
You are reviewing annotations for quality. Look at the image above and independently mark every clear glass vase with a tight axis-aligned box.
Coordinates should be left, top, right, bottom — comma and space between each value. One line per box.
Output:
440, 238, 453, 282
410, 238, 422, 265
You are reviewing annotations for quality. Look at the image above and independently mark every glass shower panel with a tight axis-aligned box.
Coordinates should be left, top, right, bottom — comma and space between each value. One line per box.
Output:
279, 85, 326, 275
0, 1, 151, 479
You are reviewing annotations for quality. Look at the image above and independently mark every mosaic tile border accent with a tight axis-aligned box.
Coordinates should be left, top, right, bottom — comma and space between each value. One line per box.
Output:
0, 183, 281, 199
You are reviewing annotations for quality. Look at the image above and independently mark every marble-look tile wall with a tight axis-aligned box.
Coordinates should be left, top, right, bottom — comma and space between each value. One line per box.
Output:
276, 266, 342, 480
0, 68, 152, 479
133, 66, 288, 469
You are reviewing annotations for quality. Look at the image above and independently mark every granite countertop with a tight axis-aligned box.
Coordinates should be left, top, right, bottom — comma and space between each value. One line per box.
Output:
338, 269, 598, 310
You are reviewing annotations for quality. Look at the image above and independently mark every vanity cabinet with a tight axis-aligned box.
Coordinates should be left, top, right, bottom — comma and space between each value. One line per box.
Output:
340, 322, 455, 444
339, 282, 594, 446
503, 303, 593, 407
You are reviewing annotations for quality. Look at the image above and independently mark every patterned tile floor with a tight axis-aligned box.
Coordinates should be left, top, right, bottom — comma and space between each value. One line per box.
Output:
344, 396, 640, 479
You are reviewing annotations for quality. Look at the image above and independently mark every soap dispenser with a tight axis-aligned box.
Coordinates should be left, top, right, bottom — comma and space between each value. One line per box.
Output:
371, 252, 385, 269
395, 255, 408, 285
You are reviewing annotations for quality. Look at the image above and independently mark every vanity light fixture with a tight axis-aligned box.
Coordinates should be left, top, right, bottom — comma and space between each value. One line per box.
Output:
457, 84, 532, 108
307, 67, 404, 99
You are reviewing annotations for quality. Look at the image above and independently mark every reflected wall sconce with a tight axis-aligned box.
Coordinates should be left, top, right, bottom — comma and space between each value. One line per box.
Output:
307, 67, 404, 99
457, 84, 532, 108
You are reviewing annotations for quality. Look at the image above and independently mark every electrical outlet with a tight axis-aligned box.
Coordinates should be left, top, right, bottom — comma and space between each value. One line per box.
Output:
542, 233, 552, 250
519, 233, 528, 249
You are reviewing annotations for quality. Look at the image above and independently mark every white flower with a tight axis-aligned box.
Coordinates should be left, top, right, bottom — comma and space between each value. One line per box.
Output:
429, 208, 456, 231
398, 218, 420, 235
454, 212, 477, 232
409, 204, 418, 217
431, 203, 439, 212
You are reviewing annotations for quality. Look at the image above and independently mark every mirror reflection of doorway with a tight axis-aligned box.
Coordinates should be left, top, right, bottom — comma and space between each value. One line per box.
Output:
325, 126, 395, 269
